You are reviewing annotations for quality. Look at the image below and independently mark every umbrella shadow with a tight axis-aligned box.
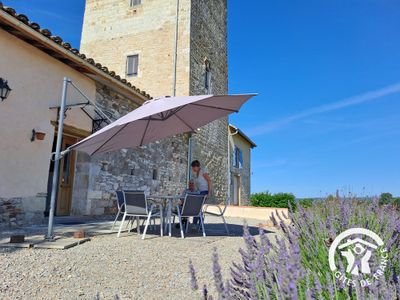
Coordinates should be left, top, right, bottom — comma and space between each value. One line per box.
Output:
143, 222, 275, 238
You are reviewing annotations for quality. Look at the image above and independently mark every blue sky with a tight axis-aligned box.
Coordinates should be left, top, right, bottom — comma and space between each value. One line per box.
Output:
4, 0, 400, 197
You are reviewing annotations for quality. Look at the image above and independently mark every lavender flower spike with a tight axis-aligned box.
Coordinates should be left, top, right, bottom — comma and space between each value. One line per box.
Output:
189, 259, 199, 290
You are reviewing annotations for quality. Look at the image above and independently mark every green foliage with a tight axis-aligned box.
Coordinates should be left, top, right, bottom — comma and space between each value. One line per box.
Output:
326, 194, 336, 201
297, 198, 314, 208
250, 192, 296, 209
379, 192, 393, 205
393, 197, 400, 210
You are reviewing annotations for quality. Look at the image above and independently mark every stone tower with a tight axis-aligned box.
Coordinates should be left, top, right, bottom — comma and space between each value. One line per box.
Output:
80, 0, 229, 200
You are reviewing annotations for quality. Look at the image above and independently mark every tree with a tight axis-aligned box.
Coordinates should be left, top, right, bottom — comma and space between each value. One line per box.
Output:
379, 192, 393, 205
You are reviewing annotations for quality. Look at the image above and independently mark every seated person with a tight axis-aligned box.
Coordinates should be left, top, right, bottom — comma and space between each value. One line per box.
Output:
181, 179, 200, 198
176, 180, 199, 228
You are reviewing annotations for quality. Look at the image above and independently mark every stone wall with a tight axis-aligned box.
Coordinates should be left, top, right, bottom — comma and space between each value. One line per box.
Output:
189, 0, 229, 202
80, 0, 191, 97
78, 84, 189, 216
0, 194, 46, 228
80, 0, 230, 204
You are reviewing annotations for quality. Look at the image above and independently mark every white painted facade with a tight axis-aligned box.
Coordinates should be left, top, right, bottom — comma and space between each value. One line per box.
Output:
0, 29, 94, 199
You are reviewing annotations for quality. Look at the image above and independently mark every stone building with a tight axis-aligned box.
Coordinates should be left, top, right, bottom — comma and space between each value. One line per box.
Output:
0, 3, 149, 226
80, 0, 230, 202
229, 125, 257, 205
0, 1, 255, 227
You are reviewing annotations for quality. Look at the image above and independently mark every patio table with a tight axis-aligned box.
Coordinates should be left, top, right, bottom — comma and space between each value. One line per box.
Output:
148, 195, 182, 237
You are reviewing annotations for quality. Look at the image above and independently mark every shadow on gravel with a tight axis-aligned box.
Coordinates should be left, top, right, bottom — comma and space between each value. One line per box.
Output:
157, 223, 274, 238
106, 222, 274, 239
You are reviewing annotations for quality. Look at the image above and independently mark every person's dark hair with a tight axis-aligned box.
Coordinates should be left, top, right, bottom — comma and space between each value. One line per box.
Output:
191, 160, 200, 168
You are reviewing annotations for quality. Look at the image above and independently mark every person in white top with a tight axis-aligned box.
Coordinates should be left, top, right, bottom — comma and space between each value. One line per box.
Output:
191, 160, 212, 198
191, 160, 212, 227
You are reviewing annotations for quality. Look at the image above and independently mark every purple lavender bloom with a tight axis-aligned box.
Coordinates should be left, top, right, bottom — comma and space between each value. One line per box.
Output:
189, 197, 400, 299
212, 248, 227, 299
189, 259, 199, 290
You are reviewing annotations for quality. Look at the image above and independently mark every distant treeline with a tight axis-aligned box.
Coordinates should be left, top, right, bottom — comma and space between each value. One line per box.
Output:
251, 191, 400, 209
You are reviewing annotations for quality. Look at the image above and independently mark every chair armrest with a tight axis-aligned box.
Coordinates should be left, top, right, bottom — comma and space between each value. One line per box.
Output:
203, 204, 224, 215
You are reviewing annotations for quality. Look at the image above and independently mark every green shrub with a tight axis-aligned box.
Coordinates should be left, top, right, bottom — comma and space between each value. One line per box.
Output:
250, 192, 295, 209
298, 198, 314, 208
379, 192, 393, 205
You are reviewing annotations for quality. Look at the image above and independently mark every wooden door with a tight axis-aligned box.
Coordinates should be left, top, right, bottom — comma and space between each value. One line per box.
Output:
56, 135, 77, 216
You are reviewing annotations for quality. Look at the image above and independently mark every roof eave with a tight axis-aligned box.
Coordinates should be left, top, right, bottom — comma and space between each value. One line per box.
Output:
229, 124, 257, 148
0, 6, 149, 105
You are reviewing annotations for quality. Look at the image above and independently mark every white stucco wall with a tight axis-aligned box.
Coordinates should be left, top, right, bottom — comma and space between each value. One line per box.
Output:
0, 29, 95, 198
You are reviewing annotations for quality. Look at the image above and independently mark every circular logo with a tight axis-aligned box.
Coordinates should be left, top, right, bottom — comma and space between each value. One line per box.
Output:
328, 228, 388, 287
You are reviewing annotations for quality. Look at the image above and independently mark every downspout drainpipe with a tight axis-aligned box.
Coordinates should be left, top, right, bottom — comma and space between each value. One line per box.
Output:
172, 0, 180, 97
171, 0, 192, 185
187, 133, 193, 184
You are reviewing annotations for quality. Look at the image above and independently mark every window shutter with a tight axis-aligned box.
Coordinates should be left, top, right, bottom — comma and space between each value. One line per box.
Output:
233, 146, 238, 168
238, 149, 243, 169
126, 55, 139, 76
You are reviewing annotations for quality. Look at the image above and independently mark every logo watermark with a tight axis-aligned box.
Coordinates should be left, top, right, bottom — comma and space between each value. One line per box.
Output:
328, 228, 388, 287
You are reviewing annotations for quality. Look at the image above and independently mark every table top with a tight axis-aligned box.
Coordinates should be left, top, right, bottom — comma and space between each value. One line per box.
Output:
149, 195, 182, 200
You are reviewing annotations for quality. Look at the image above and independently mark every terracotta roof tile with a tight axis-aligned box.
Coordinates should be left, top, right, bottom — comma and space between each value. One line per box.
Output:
0, 2, 152, 100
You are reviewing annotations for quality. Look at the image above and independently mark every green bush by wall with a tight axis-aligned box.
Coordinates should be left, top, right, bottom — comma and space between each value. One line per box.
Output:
250, 192, 296, 209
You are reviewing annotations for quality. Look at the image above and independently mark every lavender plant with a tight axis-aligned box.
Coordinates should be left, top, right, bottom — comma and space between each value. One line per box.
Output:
190, 198, 400, 299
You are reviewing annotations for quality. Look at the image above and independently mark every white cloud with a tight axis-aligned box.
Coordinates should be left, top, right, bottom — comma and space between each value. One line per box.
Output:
248, 82, 400, 136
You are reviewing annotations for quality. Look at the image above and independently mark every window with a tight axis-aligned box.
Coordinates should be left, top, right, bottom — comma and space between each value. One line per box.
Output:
152, 169, 158, 180
130, 0, 141, 6
126, 55, 139, 76
204, 59, 212, 94
233, 146, 243, 169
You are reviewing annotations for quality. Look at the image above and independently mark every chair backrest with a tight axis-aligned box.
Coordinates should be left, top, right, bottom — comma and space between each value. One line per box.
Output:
123, 191, 148, 215
181, 194, 207, 217
115, 191, 125, 211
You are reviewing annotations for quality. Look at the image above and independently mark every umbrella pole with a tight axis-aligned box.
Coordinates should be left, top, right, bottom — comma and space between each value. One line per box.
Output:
187, 133, 193, 184
45, 77, 69, 240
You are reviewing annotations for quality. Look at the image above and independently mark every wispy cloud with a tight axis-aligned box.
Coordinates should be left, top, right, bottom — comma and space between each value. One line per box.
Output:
27, 7, 82, 26
248, 82, 400, 136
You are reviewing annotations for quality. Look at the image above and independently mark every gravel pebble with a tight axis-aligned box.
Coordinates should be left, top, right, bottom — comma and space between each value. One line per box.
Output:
0, 216, 276, 300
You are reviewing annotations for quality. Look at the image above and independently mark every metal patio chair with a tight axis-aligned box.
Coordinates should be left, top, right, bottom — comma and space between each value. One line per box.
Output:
203, 198, 230, 235
172, 194, 207, 238
111, 191, 126, 231
117, 191, 162, 239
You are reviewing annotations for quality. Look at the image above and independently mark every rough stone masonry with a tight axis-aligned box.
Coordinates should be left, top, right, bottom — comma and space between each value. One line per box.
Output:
78, 0, 230, 215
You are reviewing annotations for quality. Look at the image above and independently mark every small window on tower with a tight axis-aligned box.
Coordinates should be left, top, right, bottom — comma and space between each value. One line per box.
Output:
130, 0, 141, 6
126, 54, 139, 76
204, 59, 212, 94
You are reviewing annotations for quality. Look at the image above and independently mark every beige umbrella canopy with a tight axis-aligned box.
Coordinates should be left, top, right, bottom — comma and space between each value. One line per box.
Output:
70, 94, 256, 155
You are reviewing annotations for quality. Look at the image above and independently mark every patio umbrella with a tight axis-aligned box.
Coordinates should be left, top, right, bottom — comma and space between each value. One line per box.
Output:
69, 94, 256, 155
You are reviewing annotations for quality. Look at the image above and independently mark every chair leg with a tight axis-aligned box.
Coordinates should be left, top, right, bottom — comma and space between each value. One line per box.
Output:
142, 211, 153, 240
177, 214, 184, 239
221, 215, 230, 235
136, 216, 141, 235
128, 216, 135, 233
111, 209, 121, 231
117, 213, 127, 238
125, 217, 132, 230
200, 214, 206, 237
185, 218, 190, 234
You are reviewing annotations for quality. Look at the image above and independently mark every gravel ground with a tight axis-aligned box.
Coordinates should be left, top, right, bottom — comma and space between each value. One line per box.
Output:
0, 216, 278, 300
